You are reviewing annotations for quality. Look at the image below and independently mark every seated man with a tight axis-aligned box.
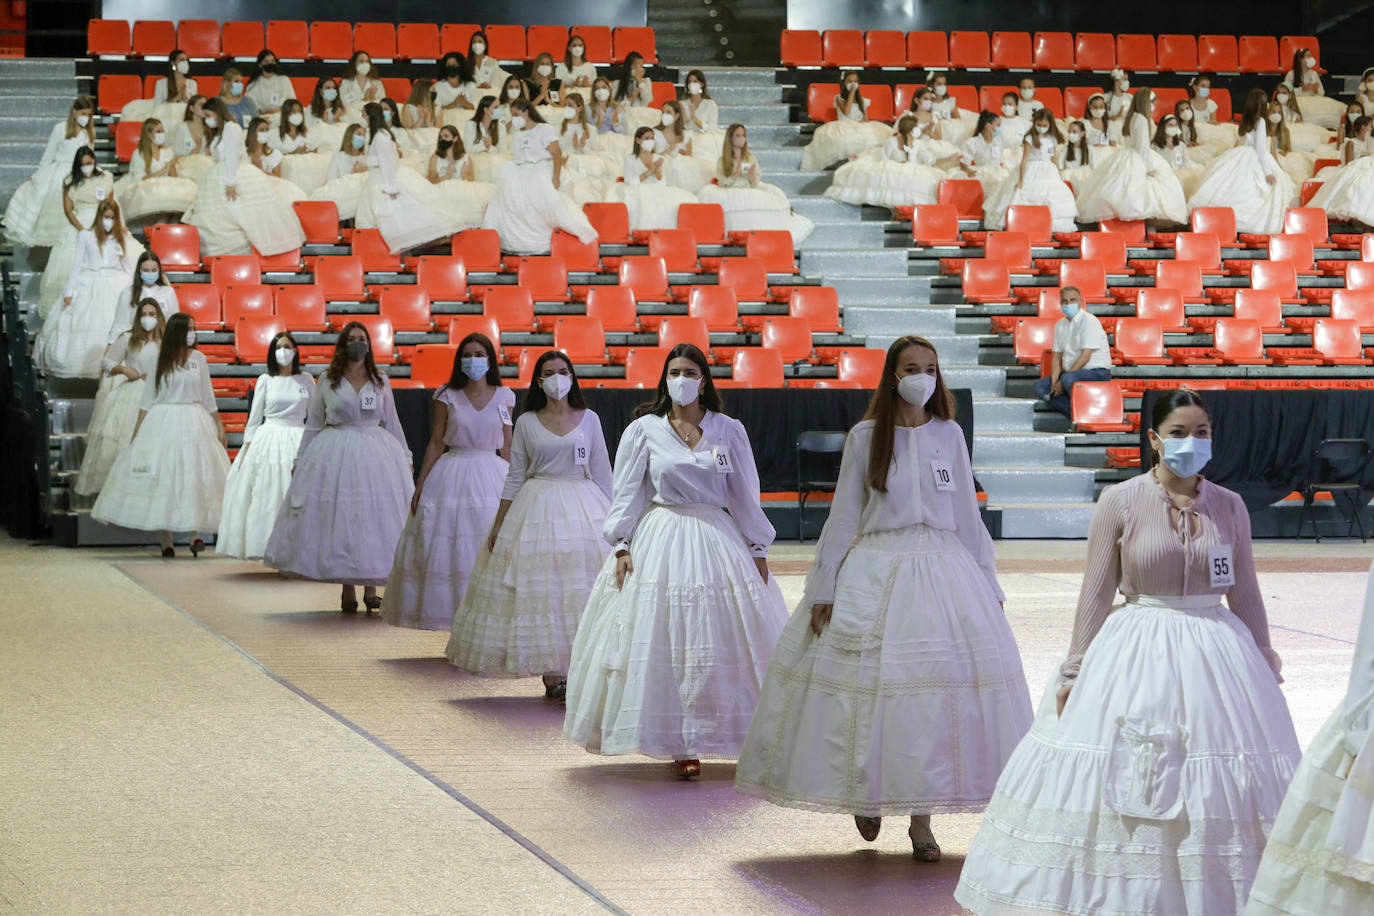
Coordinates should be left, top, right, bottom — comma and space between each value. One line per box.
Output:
1033, 285, 1112, 417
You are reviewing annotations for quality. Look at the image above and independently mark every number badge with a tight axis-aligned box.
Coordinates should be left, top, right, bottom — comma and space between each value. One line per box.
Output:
929, 459, 955, 491
1208, 545, 1235, 588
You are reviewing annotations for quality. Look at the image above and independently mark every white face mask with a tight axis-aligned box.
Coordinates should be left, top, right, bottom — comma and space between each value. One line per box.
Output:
355, 61, 371, 75
287, 112, 303, 126
688, 82, 702, 95
934, 84, 947, 97
1090, 107, 1105, 118
919, 99, 933, 111
897, 372, 936, 406
1165, 125, 1181, 137
323, 88, 338, 102
382, 110, 392, 124
563, 105, 577, 119
541, 372, 572, 401
506, 87, 520, 100
1277, 93, 1290, 104
1304, 56, 1316, 68
256, 131, 269, 144
661, 111, 675, 126
153, 131, 166, 144
472, 42, 486, 55
537, 65, 552, 77
1118, 79, 1131, 92
1002, 104, 1017, 117
1035, 124, 1049, 134
732, 133, 746, 148
1179, 108, 1193, 121
1020, 88, 1035, 100
203, 115, 217, 128
665, 375, 701, 406
511, 115, 527, 130
275, 347, 295, 366
76, 113, 91, 127
139, 315, 159, 332
176, 60, 189, 75
594, 88, 610, 101
185, 330, 197, 346
640, 137, 656, 152
80, 163, 95, 176
570, 45, 584, 58
461, 356, 489, 379
1196, 86, 1210, 99
1157, 435, 1212, 477
1068, 131, 1083, 142
1269, 112, 1283, 124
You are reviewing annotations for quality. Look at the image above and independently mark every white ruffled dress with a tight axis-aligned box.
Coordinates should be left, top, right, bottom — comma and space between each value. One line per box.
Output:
33, 229, 137, 378
2, 122, 95, 247
984, 134, 1079, 232
185, 121, 306, 257
482, 122, 599, 255
355, 130, 473, 254
700, 154, 813, 243
73, 333, 159, 496
1188, 120, 1299, 235
113, 147, 197, 221
1075, 114, 1188, 225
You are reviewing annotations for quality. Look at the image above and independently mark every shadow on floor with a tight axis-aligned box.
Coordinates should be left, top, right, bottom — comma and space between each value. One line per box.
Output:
733, 850, 968, 916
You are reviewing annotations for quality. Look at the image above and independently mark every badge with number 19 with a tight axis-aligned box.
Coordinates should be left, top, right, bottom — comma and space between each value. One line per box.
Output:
573, 434, 589, 466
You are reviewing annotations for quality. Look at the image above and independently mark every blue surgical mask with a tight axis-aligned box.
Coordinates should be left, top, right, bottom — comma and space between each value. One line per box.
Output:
1060, 304, 1080, 320
139, 270, 159, 286
461, 356, 489, 380
351, 133, 366, 150
1159, 436, 1212, 478
230, 83, 243, 97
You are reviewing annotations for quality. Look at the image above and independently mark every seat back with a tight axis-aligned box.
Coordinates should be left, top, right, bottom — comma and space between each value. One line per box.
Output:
618, 256, 670, 301
1080, 232, 1128, 272
820, 29, 864, 68
1157, 34, 1198, 72
550, 229, 601, 273
484, 25, 527, 62
351, 227, 402, 272
1059, 260, 1108, 298
312, 255, 364, 299
985, 231, 1032, 271
517, 256, 570, 302
223, 285, 275, 326
309, 21, 354, 61
657, 316, 710, 353
266, 21, 311, 60
1313, 319, 1366, 360
1251, 261, 1298, 297
292, 200, 341, 244
1113, 318, 1166, 359
937, 179, 984, 219
131, 20, 176, 57
585, 286, 639, 331
948, 30, 991, 69
718, 257, 770, 301
1074, 33, 1115, 71
912, 204, 960, 246
806, 82, 841, 123
1005, 205, 1053, 245
175, 284, 222, 330
88, 20, 131, 57
552, 316, 606, 364
415, 256, 468, 302
1115, 34, 1156, 71
1348, 262, 1374, 291
962, 259, 1011, 300
676, 202, 727, 244
991, 31, 1033, 70
623, 347, 670, 388
1033, 32, 1074, 70
1191, 207, 1238, 245
905, 30, 948, 67
234, 315, 287, 363
1330, 289, 1374, 331
1267, 234, 1314, 272
177, 20, 220, 58
1198, 35, 1239, 72
836, 348, 886, 387
745, 230, 797, 273
569, 25, 612, 64
211, 255, 260, 290
274, 285, 328, 330
788, 286, 841, 333
1013, 317, 1057, 365
483, 286, 536, 330
1238, 35, 1280, 73
864, 30, 906, 68
451, 228, 503, 272
396, 23, 441, 61
687, 286, 740, 331
1174, 232, 1222, 270
761, 316, 814, 363
377, 285, 434, 331
779, 30, 821, 67
731, 349, 785, 388
1282, 207, 1329, 245
114, 120, 143, 162
1071, 381, 1126, 426
1135, 288, 1184, 328
583, 202, 630, 244
354, 23, 397, 61
612, 26, 656, 64
97, 74, 142, 113
410, 344, 458, 388
1213, 319, 1266, 360
648, 229, 700, 273
1155, 260, 1204, 298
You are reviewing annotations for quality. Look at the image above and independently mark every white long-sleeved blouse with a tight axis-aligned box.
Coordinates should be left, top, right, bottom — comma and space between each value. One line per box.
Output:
500, 409, 612, 502
243, 373, 314, 443
108, 283, 179, 346
210, 121, 247, 186
1242, 120, 1280, 177
64, 230, 135, 300
141, 349, 217, 413
366, 130, 402, 194
1341, 562, 1374, 755
101, 332, 159, 376
296, 373, 409, 459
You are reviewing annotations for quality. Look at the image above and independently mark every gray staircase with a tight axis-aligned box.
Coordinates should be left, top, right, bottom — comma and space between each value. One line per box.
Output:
648, 0, 787, 68
0, 58, 79, 211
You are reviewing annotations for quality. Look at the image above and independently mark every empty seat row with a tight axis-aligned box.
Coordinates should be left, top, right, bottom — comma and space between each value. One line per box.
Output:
782, 29, 1318, 74
88, 20, 655, 64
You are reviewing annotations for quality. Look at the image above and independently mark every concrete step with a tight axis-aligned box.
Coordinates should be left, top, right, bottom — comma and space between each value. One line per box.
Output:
974, 466, 1097, 503
843, 302, 954, 337
0, 115, 70, 139
860, 333, 982, 364
973, 432, 1068, 467
769, 169, 832, 195
753, 147, 803, 170
716, 104, 793, 124
0, 140, 52, 163
1, 78, 79, 94
696, 68, 781, 87
827, 275, 932, 305
789, 195, 859, 220
801, 220, 886, 249
730, 123, 804, 147
938, 365, 1006, 397
800, 246, 909, 277
0, 59, 76, 77
970, 397, 1037, 433
995, 502, 1097, 538
0, 96, 77, 117
706, 85, 786, 105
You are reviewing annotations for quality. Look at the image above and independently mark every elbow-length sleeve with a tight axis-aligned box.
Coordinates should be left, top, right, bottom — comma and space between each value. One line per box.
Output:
1220, 490, 1278, 673
603, 419, 651, 551
379, 378, 409, 456
948, 424, 1004, 602
1126, 114, 1150, 154
63, 231, 99, 300
296, 381, 327, 459
499, 416, 531, 502
1341, 562, 1374, 755
241, 374, 270, 443
39, 122, 63, 167
721, 417, 775, 557
1060, 482, 1128, 684
376, 132, 400, 194
127, 150, 149, 183
101, 334, 130, 374
586, 412, 614, 501
804, 425, 870, 606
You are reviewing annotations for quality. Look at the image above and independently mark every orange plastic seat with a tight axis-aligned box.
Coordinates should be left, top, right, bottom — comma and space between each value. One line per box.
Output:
780, 30, 822, 67
415, 256, 468, 302
486, 25, 527, 62
354, 23, 397, 61
1059, 260, 1110, 303
1232, 289, 1289, 333
806, 83, 841, 123
1135, 288, 1189, 333
1198, 35, 1239, 72
410, 344, 458, 387
381, 78, 413, 102
789, 286, 842, 334
986, 232, 1033, 272
938, 180, 985, 219
235, 316, 286, 364
1331, 289, 1374, 331
1175, 232, 1223, 272
1282, 207, 1330, 246
527, 26, 570, 62
687, 286, 739, 331
451, 229, 504, 273
612, 26, 655, 64
962, 260, 1012, 303
624, 347, 669, 388
1014, 318, 1058, 365
583, 202, 630, 245
761, 316, 814, 363
98, 75, 142, 114
865, 30, 906, 68
266, 21, 311, 60
906, 31, 948, 68
292, 200, 341, 245
447, 316, 502, 351
619, 256, 671, 301
1081, 232, 1131, 274
483, 286, 537, 331
439, 24, 481, 57
550, 230, 601, 274
1348, 262, 1374, 291
114, 121, 142, 163
395, 23, 441, 60
131, 20, 176, 57
585, 287, 639, 332
274, 285, 330, 331
991, 31, 1032, 70
717, 257, 773, 302
177, 20, 220, 59
354, 316, 396, 364
1268, 234, 1315, 273
648, 229, 700, 273
517, 256, 570, 302
1155, 259, 1206, 302
836, 348, 886, 387
1115, 34, 1156, 71
376, 286, 434, 331
569, 25, 612, 64
745, 230, 798, 274
1313, 319, 1374, 365
1191, 207, 1238, 246
1071, 381, 1134, 431
1113, 318, 1174, 365
912, 204, 962, 247
657, 316, 710, 353
1239, 35, 1280, 74
1074, 33, 1115, 71
88, 20, 131, 57
1033, 32, 1074, 70
313, 255, 366, 301
1157, 35, 1198, 72
309, 21, 354, 61
948, 31, 991, 69
252, 245, 301, 275
1005, 205, 1055, 246
1212, 319, 1273, 365
210, 255, 261, 290
223, 285, 275, 326
175, 284, 222, 330
1280, 36, 1321, 69
729, 349, 785, 388
553, 317, 606, 364
1251, 261, 1303, 304
349, 228, 401, 272
821, 30, 864, 68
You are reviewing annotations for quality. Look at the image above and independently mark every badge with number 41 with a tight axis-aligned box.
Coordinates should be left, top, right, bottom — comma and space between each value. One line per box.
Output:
1208, 545, 1235, 588
713, 446, 733, 474
929, 459, 955, 491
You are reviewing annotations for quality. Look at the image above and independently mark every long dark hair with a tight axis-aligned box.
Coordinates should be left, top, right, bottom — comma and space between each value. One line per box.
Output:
311, 77, 343, 120
326, 320, 384, 389
974, 109, 999, 137
861, 336, 956, 493
683, 68, 712, 101
1238, 87, 1268, 135
473, 95, 501, 146
129, 297, 166, 350
445, 332, 502, 389
440, 51, 473, 84
203, 97, 231, 142
614, 51, 644, 102
362, 101, 393, 143
131, 251, 168, 301
279, 99, 308, 139
1148, 388, 1208, 467
156, 313, 194, 392
64, 146, 98, 189
521, 350, 586, 415
633, 343, 723, 419
1290, 48, 1310, 87
266, 330, 301, 376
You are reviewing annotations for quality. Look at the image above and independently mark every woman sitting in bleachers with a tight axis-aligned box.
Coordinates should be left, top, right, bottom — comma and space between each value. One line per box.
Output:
1081, 93, 1122, 153
114, 118, 197, 222
339, 51, 385, 118
244, 49, 293, 118
653, 100, 712, 192
467, 31, 509, 93
1057, 120, 1096, 192
309, 124, 369, 221
951, 110, 1011, 199
169, 95, 215, 185
119, 49, 191, 126
425, 125, 493, 228
1152, 113, 1207, 199
614, 51, 659, 131
3, 95, 96, 248
1104, 69, 1134, 127
682, 70, 725, 166
1359, 69, 1374, 118
1188, 73, 1237, 153
1173, 99, 1217, 168
589, 77, 632, 161
1075, 89, 1186, 228
996, 92, 1031, 161
827, 113, 946, 211
1309, 116, 1374, 228
608, 126, 698, 231
800, 70, 893, 172
304, 77, 348, 146
525, 52, 564, 121
985, 109, 1079, 233
558, 92, 619, 204
894, 88, 962, 166
245, 117, 307, 205
701, 124, 812, 242
435, 52, 478, 129
556, 35, 597, 91
1188, 88, 1298, 234
1284, 47, 1347, 130
1269, 99, 1318, 187
268, 99, 331, 195
1274, 83, 1332, 158
462, 96, 511, 184
36, 147, 125, 316
929, 71, 977, 144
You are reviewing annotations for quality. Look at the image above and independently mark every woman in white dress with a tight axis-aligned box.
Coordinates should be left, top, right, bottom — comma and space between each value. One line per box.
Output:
384, 333, 513, 631
1189, 74, 1238, 152
445, 350, 613, 697
1057, 120, 1096, 191
985, 109, 1079, 232
1275, 84, 1330, 160
496, 75, 529, 129
216, 333, 314, 560
74, 298, 165, 497
264, 321, 414, 613
1075, 88, 1187, 227
308, 125, 369, 221
35, 199, 137, 378
701, 124, 813, 242
608, 127, 697, 231
244, 117, 307, 206
114, 119, 197, 223
589, 76, 626, 137
185, 98, 305, 257
1246, 561, 1374, 915
737, 335, 1031, 855
35, 148, 119, 316
269, 99, 331, 195
1284, 48, 1347, 130
427, 126, 492, 235
1336, 102, 1367, 150
1309, 116, 1374, 228
483, 99, 599, 256
929, 71, 976, 145
352, 102, 471, 253
652, 100, 712, 192
955, 388, 1301, 916
91, 312, 229, 558
119, 50, 192, 126
953, 111, 1012, 198
435, 52, 478, 129
169, 95, 214, 185
556, 35, 597, 91
1175, 100, 1216, 168
461, 96, 510, 184
1269, 100, 1318, 189
1188, 88, 1298, 235
339, 51, 384, 118
467, 31, 509, 94
894, 88, 962, 166
827, 115, 945, 210
305, 77, 348, 149
996, 93, 1031, 161
1154, 114, 1208, 199
244, 49, 293, 117
1082, 93, 1123, 155
1359, 70, 1374, 118
1105, 69, 1135, 127
525, 52, 564, 124
566, 343, 789, 778
3, 96, 96, 247
106, 251, 178, 347
613, 51, 658, 131
681, 69, 725, 166
801, 70, 893, 171
557, 94, 617, 206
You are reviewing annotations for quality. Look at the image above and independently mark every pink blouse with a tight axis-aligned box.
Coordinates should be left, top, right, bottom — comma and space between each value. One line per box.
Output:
1060, 470, 1277, 684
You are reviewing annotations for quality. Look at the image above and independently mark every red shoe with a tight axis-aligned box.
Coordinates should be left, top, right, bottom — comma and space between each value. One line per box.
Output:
161, 547, 175, 558
190, 538, 205, 557
673, 759, 701, 780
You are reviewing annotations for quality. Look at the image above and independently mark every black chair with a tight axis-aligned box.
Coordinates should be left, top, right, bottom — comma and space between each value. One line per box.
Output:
1296, 438, 1370, 542
796, 430, 847, 542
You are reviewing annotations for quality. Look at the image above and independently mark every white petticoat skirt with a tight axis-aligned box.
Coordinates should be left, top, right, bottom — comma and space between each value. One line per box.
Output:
184, 160, 306, 257
279, 152, 334, 195
33, 265, 133, 379
444, 475, 611, 676
3, 160, 71, 247
309, 172, 368, 221
954, 594, 1301, 916
216, 419, 304, 560
74, 374, 145, 496
1075, 147, 1189, 225
735, 524, 1032, 813
382, 448, 508, 631
482, 160, 598, 256
564, 503, 789, 759
355, 166, 475, 254
1245, 707, 1374, 915
1309, 159, 1374, 227
90, 403, 229, 533
984, 159, 1080, 232
263, 424, 414, 586
115, 175, 199, 222
825, 149, 944, 209
1295, 96, 1347, 132
801, 120, 893, 171
699, 182, 814, 244
606, 180, 697, 232
174, 154, 213, 186
1188, 146, 1299, 235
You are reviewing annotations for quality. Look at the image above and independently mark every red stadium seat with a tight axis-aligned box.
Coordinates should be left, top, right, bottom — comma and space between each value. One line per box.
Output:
1006, 205, 1055, 246
837, 348, 886, 387
619, 256, 671, 301
912, 204, 963, 247
585, 287, 639, 332
1135, 288, 1189, 333
977, 84, 1017, 114
1013, 317, 1057, 365
648, 229, 700, 273
1059, 260, 1110, 303
1113, 318, 1173, 365
806, 83, 841, 123
177, 20, 219, 59
313, 255, 366, 301
658, 316, 710, 353
274, 285, 330, 331
569, 25, 612, 64
410, 344, 458, 387
1282, 207, 1330, 246
613, 26, 656, 65
253, 246, 301, 273
415, 256, 468, 302
1033, 32, 1074, 70
1036, 87, 1065, 118
583, 202, 630, 245
377, 285, 434, 331
309, 22, 354, 61
485, 25, 526, 63
1074, 33, 1115, 71
176, 284, 222, 330
1212, 319, 1273, 365
547, 231, 599, 278
963, 260, 1012, 303
821, 30, 864, 68
447, 316, 502, 351
1314, 319, 1374, 365
906, 31, 949, 69
1116, 35, 1156, 71
623, 347, 668, 388
1156, 35, 1197, 73
1268, 235, 1316, 273
221, 22, 265, 59
1232, 289, 1289, 334
687, 286, 740, 331
1191, 207, 1238, 246
761, 316, 814, 363
553, 317, 607, 364
354, 316, 395, 364
211, 255, 260, 290
88, 20, 131, 57
938, 180, 985, 220
451, 229, 504, 272
380, 77, 411, 101
865, 30, 906, 68
948, 31, 991, 69
1064, 85, 1102, 119
789, 286, 842, 333
1081, 232, 1130, 274
484, 286, 536, 330
717, 257, 772, 302
354, 23, 397, 61
729, 349, 784, 388
1155, 260, 1206, 302
1331, 289, 1374, 331
857, 85, 894, 122
1175, 232, 1223, 272
527, 26, 569, 62
1198, 35, 1239, 72
1251, 261, 1302, 304
97, 75, 142, 113
1239, 35, 1281, 74
397, 23, 441, 61
517, 256, 569, 302
131, 21, 176, 57
1348, 262, 1374, 291
223, 285, 275, 327
780, 30, 822, 67
439, 24, 481, 57
350, 228, 402, 272
235, 316, 286, 364
1280, 36, 1320, 70
148, 224, 201, 271
991, 32, 1032, 70
1071, 382, 1134, 431
292, 200, 341, 245
114, 121, 142, 163
745, 230, 798, 274
985, 232, 1033, 272
266, 21, 310, 61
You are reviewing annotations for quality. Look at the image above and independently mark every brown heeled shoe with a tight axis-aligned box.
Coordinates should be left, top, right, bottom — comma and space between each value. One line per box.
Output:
854, 816, 881, 842
672, 759, 701, 780
908, 825, 941, 862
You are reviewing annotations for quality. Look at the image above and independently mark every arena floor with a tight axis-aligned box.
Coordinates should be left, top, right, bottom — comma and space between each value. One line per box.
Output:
2, 535, 1370, 915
